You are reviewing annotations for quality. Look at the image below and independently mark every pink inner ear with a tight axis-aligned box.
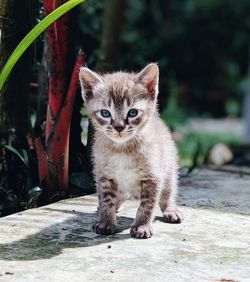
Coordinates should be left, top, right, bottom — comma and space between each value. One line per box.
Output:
147, 77, 156, 94
84, 80, 92, 88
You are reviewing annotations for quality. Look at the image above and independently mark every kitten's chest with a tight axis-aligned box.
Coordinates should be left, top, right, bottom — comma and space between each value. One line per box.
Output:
99, 153, 144, 197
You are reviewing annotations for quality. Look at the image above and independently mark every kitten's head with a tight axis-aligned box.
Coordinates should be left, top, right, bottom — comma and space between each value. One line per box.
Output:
79, 63, 159, 143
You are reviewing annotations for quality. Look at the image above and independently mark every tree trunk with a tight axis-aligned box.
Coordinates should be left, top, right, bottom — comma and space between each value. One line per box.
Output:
0, 0, 33, 141
96, 0, 126, 72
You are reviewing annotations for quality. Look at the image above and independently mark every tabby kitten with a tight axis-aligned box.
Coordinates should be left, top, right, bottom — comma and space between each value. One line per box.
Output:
79, 63, 183, 239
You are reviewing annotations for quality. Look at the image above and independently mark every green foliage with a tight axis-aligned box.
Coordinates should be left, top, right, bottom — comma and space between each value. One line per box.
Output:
78, 0, 250, 115
160, 79, 187, 129
0, 0, 85, 91
225, 98, 242, 116
160, 83, 241, 167
178, 132, 240, 167
27, 187, 43, 207
77, 1, 103, 66
4, 145, 29, 167
1, 146, 42, 215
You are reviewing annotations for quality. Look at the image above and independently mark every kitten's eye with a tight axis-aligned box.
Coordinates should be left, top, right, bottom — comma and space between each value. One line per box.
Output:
100, 109, 111, 118
128, 109, 138, 118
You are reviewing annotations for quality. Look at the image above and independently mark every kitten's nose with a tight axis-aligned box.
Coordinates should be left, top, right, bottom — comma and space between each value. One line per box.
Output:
114, 126, 125, 133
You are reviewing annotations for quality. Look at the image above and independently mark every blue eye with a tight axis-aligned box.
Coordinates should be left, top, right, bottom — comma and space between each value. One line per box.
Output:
128, 109, 138, 118
100, 109, 111, 118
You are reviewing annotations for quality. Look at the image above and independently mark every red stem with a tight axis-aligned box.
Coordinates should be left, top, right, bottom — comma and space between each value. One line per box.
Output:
34, 137, 55, 198
35, 0, 84, 198
44, 0, 69, 142
48, 51, 85, 191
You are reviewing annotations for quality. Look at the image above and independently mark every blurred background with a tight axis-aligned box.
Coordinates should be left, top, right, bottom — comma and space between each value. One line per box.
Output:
69, 0, 250, 167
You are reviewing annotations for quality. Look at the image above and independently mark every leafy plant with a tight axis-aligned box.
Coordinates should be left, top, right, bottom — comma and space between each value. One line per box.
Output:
4, 145, 29, 166
27, 187, 43, 208
3, 145, 43, 209
0, 0, 85, 91
0, 0, 87, 215
160, 80, 241, 168
160, 79, 187, 130
177, 132, 240, 167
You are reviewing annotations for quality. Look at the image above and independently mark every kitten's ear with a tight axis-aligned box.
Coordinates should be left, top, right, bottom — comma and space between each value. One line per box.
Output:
135, 63, 159, 98
79, 67, 103, 100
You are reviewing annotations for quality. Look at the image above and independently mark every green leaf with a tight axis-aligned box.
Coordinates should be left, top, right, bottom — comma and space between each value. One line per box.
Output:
27, 187, 43, 207
21, 149, 29, 167
4, 145, 26, 164
0, 0, 85, 91
28, 186, 43, 196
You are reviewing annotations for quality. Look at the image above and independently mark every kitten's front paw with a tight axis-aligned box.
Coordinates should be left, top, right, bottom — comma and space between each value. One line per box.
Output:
163, 210, 183, 223
130, 225, 153, 239
92, 221, 116, 235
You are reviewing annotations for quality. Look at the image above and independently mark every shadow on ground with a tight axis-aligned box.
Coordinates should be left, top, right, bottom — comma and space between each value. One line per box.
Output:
1, 168, 249, 262
0, 209, 133, 261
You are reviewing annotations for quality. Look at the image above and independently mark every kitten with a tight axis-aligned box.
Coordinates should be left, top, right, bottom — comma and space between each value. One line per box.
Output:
79, 63, 183, 239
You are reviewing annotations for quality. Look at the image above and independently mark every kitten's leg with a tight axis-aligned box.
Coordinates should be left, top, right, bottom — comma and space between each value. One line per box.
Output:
92, 177, 117, 235
159, 173, 183, 223
130, 179, 158, 239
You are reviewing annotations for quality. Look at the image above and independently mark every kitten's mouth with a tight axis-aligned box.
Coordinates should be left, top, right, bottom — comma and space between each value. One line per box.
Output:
105, 130, 133, 143
116, 132, 125, 139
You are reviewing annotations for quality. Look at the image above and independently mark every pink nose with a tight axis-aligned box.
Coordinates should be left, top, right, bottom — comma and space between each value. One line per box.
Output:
114, 126, 125, 133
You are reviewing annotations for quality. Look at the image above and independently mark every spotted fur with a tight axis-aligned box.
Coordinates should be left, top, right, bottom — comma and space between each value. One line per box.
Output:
79, 63, 183, 239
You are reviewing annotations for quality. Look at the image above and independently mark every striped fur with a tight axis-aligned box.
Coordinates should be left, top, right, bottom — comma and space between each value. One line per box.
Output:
79, 63, 183, 239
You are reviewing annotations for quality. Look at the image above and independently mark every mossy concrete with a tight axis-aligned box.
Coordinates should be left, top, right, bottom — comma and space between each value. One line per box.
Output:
0, 168, 249, 282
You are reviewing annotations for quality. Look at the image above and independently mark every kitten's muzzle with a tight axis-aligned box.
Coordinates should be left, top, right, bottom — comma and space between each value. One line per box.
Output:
114, 126, 125, 133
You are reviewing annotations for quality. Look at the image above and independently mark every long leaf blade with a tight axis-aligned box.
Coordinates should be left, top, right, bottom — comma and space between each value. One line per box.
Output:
21, 149, 29, 167
4, 145, 25, 164
0, 0, 85, 91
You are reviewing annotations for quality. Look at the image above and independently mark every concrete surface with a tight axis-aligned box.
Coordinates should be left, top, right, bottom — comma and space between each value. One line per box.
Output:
0, 168, 249, 282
